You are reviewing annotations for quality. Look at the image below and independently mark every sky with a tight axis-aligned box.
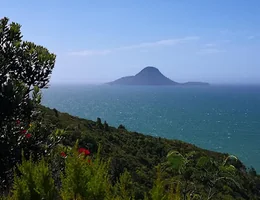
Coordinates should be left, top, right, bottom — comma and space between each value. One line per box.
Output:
1, 0, 260, 84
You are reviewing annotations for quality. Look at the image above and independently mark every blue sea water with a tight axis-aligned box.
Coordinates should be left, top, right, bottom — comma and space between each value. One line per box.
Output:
42, 85, 260, 171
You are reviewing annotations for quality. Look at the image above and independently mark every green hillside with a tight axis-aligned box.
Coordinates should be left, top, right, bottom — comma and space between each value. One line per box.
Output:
38, 105, 260, 199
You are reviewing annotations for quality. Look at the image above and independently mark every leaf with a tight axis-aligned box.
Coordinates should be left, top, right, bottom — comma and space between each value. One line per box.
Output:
167, 151, 185, 172
196, 156, 212, 169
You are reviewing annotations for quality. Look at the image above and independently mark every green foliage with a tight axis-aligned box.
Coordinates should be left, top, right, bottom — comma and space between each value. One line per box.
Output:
118, 124, 126, 130
196, 156, 212, 170
150, 166, 167, 200
104, 121, 109, 131
112, 170, 135, 200
248, 167, 257, 177
166, 151, 186, 173
4, 144, 181, 200
11, 156, 56, 200
61, 142, 110, 200
167, 182, 181, 200
96, 117, 103, 129
35, 106, 260, 200
0, 16, 55, 123
0, 16, 56, 189
60, 142, 91, 199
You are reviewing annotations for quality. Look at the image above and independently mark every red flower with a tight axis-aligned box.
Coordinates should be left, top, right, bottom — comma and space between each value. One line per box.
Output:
78, 148, 85, 154
16, 120, 20, 125
60, 152, 66, 158
84, 149, 90, 155
78, 148, 90, 156
20, 129, 27, 134
87, 159, 91, 164
25, 133, 31, 138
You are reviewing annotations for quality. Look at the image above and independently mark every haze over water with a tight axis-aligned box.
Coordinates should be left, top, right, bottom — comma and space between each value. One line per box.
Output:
42, 84, 260, 172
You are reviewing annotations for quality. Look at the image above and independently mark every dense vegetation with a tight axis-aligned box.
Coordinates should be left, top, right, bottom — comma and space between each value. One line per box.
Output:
35, 106, 260, 200
1, 17, 260, 200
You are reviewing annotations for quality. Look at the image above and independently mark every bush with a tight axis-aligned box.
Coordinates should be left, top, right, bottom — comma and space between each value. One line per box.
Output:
11, 156, 56, 200
61, 142, 110, 200
118, 124, 126, 130
104, 121, 109, 131
3, 143, 181, 200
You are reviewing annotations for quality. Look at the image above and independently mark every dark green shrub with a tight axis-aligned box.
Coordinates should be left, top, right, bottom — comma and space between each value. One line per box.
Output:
118, 124, 126, 130
104, 121, 109, 131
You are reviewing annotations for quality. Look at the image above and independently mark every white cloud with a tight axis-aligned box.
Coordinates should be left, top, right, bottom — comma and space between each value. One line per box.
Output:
197, 48, 226, 55
118, 36, 199, 50
68, 36, 199, 56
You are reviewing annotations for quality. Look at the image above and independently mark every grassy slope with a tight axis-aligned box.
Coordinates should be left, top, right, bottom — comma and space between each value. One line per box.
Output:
40, 106, 260, 199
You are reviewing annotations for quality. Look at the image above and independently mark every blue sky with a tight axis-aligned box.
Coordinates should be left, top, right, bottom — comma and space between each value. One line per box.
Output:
1, 0, 260, 84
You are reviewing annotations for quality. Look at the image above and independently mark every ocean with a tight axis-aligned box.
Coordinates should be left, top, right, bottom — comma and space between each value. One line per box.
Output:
42, 84, 260, 172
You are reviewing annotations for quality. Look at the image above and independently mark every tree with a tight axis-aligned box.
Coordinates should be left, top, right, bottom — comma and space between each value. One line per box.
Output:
0, 17, 56, 191
0, 17, 55, 123
96, 117, 103, 129
118, 124, 126, 130
104, 121, 109, 131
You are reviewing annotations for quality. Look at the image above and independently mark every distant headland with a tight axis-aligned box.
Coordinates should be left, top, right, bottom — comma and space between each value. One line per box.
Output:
107, 66, 209, 86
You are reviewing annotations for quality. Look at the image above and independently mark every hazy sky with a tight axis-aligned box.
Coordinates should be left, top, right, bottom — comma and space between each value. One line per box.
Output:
1, 0, 260, 84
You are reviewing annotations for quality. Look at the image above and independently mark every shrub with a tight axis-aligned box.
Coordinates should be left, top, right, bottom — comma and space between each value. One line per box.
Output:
11, 156, 56, 200
118, 124, 126, 130
61, 142, 110, 200
104, 121, 109, 131
112, 170, 135, 199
